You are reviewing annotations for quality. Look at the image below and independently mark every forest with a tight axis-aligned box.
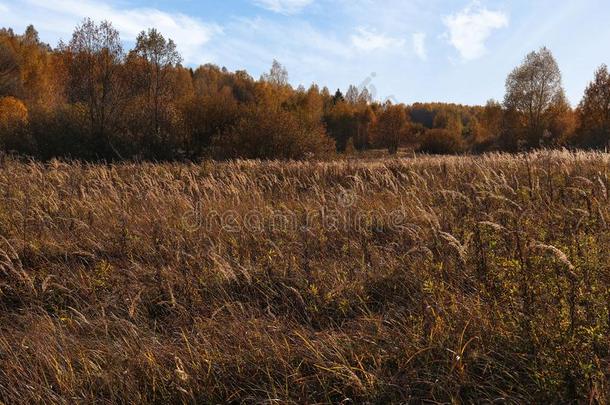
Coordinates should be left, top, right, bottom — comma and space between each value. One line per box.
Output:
1, 20, 609, 161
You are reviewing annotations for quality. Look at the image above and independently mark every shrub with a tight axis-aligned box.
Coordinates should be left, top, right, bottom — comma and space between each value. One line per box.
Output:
213, 104, 335, 160
28, 103, 93, 159
419, 128, 464, 154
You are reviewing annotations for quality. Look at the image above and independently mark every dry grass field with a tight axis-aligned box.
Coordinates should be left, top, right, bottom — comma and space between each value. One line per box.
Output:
0, 151, 609, 403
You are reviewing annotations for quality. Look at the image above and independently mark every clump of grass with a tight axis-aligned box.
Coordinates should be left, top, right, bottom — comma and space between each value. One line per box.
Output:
0, 150, 608, 403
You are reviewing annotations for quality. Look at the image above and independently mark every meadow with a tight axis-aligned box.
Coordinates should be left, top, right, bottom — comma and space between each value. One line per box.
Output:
0, 151, 608, 403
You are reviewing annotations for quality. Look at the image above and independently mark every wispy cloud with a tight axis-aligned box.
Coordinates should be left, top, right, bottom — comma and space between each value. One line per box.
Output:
412, 32, 427, 60
443, 2, 508, 61
1, 0, 221, 65
350, 28, 405, 52
253, 0, 314, 15
205, 16, 352, 77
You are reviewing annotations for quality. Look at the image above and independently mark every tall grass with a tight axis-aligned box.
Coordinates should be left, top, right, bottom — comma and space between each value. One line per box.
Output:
0, 150, 608, 403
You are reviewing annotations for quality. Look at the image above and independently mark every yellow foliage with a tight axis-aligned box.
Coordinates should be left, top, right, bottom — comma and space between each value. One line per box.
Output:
0, 96, 28, 129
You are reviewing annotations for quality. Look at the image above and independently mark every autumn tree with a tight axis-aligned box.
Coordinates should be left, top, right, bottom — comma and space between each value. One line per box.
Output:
576, 64, 610, 148
0, 27, 44, 100
477, 100, 503, 147
372, 103, 410, 154
130, 28, 182, 152
433, 109, 463, 135
180, 86, 239, 157
0, 26, 71, 157
67, 19, 125, 157
262, 59, 288, 86
191, 64, 256, 103
17, 26, 65, 110
290, 84, 325, 132
258, 60, 294, 113
504, 47, 566, 148
0, 96, 32, 152
546, 95, 575, 145
358, 87, 372, 104
353, 104, 375, 149
230, 70, 257, 103
324, 101, 357, 151
345, 85, 359, 104
0, 38, 18, 96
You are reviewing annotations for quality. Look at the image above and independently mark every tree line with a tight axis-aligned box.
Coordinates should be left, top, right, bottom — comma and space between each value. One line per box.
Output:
1, 20, 609, 161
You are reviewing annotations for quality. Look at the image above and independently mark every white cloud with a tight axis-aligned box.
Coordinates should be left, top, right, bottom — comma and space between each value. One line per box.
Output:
253, 0, 314, 15
0, 3, 8, 13
412, 32, 427, 60
2, 0, 221, 65
205, 16, 352, 76
443, 3, 508, 61
351, 28, 405, 52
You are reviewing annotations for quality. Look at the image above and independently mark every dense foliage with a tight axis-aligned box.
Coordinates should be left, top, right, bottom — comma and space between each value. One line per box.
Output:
1, 23, 609, 160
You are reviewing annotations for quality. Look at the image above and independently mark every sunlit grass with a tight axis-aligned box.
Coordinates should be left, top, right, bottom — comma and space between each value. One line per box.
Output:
0, 150, 608, 403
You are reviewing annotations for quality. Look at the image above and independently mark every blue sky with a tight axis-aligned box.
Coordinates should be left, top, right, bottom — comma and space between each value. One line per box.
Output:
1, 0, 609, 105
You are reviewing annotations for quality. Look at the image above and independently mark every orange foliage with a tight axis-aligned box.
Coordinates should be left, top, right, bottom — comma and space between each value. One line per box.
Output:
0, 96, 28, 128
